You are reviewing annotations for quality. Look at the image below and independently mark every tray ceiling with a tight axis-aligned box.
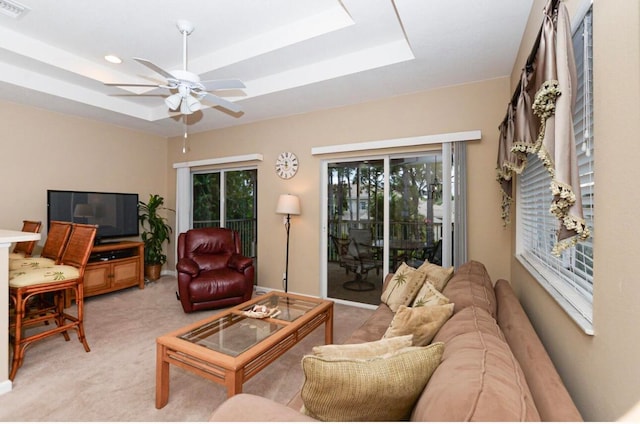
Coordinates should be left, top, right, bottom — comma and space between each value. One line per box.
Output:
0, 0, 534, 137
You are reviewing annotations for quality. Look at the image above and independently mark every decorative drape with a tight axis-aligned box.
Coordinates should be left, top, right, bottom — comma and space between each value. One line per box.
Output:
496, 0, 590, 255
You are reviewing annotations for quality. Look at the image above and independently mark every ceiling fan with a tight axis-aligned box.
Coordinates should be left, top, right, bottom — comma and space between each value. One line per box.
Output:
105, 20, 245, 115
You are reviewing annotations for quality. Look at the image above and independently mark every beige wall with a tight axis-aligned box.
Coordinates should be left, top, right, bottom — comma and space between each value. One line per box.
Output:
0, 100, 168, 251
166, 77, 512, 296
509, 0, 640, 420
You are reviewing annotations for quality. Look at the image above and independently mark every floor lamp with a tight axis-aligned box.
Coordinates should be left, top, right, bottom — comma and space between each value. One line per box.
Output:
276, 194, 301, 293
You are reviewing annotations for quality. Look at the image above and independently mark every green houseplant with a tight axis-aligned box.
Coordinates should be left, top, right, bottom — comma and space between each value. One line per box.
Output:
138, 194, 174, 281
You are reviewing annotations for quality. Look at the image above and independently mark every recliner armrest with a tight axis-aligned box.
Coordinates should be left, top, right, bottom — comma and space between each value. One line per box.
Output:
176, 257, 200, 277
228, 254, 253, 272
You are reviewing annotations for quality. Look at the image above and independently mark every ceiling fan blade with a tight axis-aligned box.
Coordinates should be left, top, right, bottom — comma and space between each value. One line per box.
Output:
133, 58, 176, 80
104, 83, 163, 87
201, 92, 242, 114
200, 79, 246, 91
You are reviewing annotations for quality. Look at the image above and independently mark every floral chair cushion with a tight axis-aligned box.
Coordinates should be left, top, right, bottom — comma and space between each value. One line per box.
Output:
9, 252, 26, 260
9, 257, 56, 271
9, 265, 80, 288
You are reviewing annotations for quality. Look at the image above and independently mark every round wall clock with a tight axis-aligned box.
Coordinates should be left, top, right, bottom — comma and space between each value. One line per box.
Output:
275, 151, 299, 179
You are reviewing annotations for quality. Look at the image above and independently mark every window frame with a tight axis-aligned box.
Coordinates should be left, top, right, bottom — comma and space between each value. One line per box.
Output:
515, 1, 594, 335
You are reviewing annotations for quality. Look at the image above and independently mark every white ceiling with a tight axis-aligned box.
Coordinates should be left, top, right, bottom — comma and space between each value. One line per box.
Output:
0, 0, 534, 138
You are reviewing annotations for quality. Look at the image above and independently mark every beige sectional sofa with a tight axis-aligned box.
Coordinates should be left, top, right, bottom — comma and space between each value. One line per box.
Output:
210, 260, 583, 421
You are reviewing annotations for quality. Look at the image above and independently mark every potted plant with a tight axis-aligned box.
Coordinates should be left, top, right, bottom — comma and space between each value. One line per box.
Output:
138, 194, 174, 281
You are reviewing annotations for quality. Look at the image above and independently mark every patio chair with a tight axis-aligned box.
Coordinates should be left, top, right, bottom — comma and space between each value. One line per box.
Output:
330, 234, 377, 292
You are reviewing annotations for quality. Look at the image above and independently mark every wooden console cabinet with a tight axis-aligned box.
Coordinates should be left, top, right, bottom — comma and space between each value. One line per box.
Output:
84, 241, 145, 298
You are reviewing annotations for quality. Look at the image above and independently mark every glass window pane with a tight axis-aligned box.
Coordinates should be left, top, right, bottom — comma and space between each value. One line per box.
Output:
389, 154, 443, 270
225, 170, 257, 259
193, 173, 220, 228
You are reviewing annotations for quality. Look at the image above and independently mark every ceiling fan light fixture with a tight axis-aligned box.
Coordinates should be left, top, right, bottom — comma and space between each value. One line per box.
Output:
165, 93, 182, 110
184, 95, 201, 113
180, 98, 198, 115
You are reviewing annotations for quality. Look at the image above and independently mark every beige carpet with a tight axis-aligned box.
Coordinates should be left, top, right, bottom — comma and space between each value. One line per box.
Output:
0, 276, 374, 421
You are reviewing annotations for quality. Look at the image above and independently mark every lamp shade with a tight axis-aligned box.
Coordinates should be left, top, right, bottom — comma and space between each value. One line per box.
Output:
276, 194, 301, 215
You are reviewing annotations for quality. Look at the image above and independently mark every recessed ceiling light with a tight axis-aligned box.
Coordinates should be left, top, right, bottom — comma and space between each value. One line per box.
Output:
0, 0, 29, 19
104, 55, 122, 64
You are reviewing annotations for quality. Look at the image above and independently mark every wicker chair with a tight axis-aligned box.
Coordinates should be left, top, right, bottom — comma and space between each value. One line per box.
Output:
9, 221, 72, 270
8, 223, 97, 381
10, 220, 42, 259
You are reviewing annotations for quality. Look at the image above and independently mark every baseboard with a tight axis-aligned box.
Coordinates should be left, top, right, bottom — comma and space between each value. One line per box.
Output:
254, 285, 276, 296
0, 379, 12, 396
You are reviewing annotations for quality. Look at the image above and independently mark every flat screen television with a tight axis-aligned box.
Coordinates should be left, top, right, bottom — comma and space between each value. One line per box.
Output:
47, 190, 139, 243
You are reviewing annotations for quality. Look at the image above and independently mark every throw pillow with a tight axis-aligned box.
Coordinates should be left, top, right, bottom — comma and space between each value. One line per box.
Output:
312, 334, 413, 359
412, 281, 450, 307
417, 261, 454, 292
300, 342, 444, 421
383, 303, 454, 346
380, 262, 426, 312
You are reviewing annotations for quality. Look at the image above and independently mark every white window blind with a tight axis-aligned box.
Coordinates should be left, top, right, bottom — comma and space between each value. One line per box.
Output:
517, 5, 594, 332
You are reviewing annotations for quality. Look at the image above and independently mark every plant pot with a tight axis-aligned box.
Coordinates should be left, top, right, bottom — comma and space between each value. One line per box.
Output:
145, 263, 162, 282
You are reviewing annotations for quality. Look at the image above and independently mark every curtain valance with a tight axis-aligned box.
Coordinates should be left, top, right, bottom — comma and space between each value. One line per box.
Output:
496, 0, 590, 255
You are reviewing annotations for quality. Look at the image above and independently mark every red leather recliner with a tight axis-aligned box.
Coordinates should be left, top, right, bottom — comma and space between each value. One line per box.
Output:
176, 227, 254, 313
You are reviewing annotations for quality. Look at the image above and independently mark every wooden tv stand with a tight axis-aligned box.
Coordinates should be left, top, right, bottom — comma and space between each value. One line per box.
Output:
84, 241, 145, 298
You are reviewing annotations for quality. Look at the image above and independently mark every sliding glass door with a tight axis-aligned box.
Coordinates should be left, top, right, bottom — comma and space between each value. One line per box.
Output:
192, 169, 257, 272
324, 152, 451, 306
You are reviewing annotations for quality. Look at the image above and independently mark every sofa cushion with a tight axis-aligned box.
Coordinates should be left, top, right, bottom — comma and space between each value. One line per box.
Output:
412, 331, 540, 421
433, 305, 504, 345
312, 335, 413, 359
495, 279, 583, 421
301, 343, 444, 421
380, 262, 426, 312
344, 303, 395, 344
442, 260, 497, 317
383, 304, 454, 346
210, 393, 316, 422
412, 281, 450, 307
417, 261, 454, 291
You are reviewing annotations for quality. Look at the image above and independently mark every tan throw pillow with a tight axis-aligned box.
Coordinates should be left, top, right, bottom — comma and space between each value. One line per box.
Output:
412, 281, 450, 307
383, 304, 454, 346
301, 343, 444, 421
417, 261, 454, 292
312, 335, 413, 359
381, 262, 426, 312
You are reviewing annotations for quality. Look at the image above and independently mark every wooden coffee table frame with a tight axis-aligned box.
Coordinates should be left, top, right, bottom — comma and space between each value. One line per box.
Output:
155, 291, 333, 408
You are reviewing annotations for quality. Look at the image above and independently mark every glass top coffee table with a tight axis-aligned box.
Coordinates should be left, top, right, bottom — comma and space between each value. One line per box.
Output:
155, 291, 334, 408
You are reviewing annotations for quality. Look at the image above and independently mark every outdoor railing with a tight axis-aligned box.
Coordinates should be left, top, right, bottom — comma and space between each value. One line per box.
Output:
327, 220, 442, 262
